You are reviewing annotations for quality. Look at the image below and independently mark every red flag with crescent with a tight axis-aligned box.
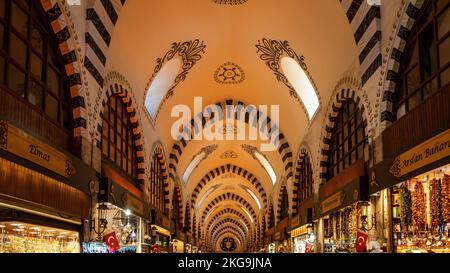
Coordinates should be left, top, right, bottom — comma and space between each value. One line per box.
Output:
305, 243, 313, 253
356, 230, 368, 253
103, 231, 120, 253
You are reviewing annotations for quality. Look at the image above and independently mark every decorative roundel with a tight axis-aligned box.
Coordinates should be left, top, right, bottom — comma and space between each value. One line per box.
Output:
214, 62, 245, 84
220, 150, 238, 159
212, 0, 248, 6
220, 237, 237, 252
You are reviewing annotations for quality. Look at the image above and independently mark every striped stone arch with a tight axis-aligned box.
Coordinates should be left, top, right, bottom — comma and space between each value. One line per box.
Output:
184, 201, 191, 231
209, 219, 248, 244
168, 99, 294, 185
96, 80, 146, 186
379, 0, 427, 131
213, 232, 243, 251
173, 185, 184, 228
292, 145, 314, 215
149, 144, 170, 211
208, 217, 250, 243
191, 164, 268, 209
212, 230, 244, 250
260, 214, 266, 240
339, 0, 382, 86
85, 0, 127, 87
210, 226, 247, 250
319, 87, 370, 184
265, 200, 275, 230
206, 208, 252, 234
39, 0, 87, 137
200, 193, 257, 223
275, 179, 290, 224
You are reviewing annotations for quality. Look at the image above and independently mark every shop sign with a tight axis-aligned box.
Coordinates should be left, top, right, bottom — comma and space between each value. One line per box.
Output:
122, 193, 144, 216
0, 121, 76, 178
291, 225, 308, 238
390, 129, 450, 178
320, 191, 346, 214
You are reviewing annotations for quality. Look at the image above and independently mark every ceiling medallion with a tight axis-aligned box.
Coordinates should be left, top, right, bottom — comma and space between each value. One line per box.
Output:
221, 150, 238, 159
219, 123, 239, 135
214, 62, 245, 84
212, 0, 248, 6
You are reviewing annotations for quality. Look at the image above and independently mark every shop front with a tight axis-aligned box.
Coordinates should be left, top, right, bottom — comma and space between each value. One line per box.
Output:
369, 88, 450, 253
0, 121, 95, 253
274, 218, 290, 253
147, 212, 171, 253
171, 231, 186, 253
87, 174, 145, 253
290, 198, 315, 253
317, 159, 369, 253
372, 129, 450, 253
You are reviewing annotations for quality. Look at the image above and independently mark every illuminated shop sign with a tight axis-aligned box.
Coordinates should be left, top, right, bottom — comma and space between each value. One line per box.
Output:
0, 121, 76, 178
390, 129, 450, 178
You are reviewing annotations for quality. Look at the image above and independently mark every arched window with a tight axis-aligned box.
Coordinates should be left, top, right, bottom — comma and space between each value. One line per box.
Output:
101, 94, 137, 183
279, 187, 289, 221
395, 0, 449, 119
0, 0, 72, 129
150, 153, 166, 213
297, 153, 313, 204
327, 100, 367, 180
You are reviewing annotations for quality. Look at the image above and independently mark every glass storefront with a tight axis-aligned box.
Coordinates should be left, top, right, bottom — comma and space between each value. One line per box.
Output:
322, 204, 359, 253
291, 225, 316, 253
0, 222, 79, 253
85, 203, 142, 253
390, 165, 450, 253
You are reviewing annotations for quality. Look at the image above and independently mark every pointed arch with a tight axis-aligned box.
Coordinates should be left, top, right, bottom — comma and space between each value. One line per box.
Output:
191, 164, 268, 209
39, 0, 87, 137
149, 143, 170, 214
293, 144, 315, 215
96, 74, 146, 187
379, 0, 430, 131
318, 82, 371, 185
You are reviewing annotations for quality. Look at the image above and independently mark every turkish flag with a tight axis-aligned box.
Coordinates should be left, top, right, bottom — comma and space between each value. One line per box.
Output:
305, 243, 313, 253
103, 231, 120, 253
356, 230, 368, 253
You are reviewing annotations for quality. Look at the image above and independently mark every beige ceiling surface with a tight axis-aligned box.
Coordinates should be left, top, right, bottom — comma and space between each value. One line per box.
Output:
107, 0, 359, 246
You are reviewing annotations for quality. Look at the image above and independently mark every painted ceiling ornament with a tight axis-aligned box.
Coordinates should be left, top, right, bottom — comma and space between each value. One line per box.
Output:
255, 38, 321, 118
241, 144, 257, 156
214, 62, 245, 84
221, 173, 236, 179
200, 144, 219, 158
220, 150, 238, 159
146, 39, 206, 120
212, 0, 249, 5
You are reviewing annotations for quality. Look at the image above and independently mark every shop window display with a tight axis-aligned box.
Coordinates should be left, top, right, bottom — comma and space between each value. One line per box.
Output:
391, 166, 450, 253
87, 203, 141, 253
0, 222, 79, 253
323, 205, 359, 253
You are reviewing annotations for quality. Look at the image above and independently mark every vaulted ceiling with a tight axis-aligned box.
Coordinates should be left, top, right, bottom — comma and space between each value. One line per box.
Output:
106, 0, 359, 251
